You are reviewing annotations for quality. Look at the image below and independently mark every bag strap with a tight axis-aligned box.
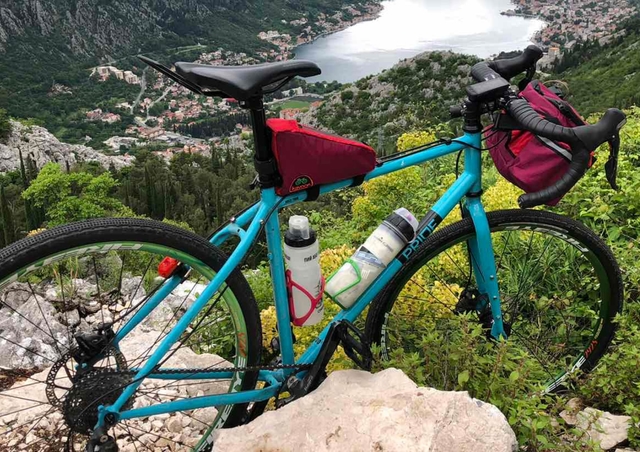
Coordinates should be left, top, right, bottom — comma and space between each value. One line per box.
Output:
304, 174, 367, 202
349, 174, 366, 187
304, 186, 321, 202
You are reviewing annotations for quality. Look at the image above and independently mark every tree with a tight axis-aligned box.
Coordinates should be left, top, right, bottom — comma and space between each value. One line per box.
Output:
22, 163, 132, 226
0, 185, 15, 244
0, 109, 11, 143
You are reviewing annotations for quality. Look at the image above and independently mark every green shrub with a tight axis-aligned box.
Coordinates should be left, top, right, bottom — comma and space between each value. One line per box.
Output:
372, 315, 599, 451
577, 303, 640, 447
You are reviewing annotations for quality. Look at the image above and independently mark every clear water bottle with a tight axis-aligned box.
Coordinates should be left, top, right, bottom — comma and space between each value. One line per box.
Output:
284, 216, 324, 326
325, 208, 418, 309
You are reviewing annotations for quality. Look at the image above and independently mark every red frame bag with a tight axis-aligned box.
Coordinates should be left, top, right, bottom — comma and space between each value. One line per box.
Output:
267, 119, 377, 196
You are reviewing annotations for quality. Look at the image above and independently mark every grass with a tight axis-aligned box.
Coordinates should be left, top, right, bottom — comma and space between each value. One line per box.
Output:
278, 100, 312, 109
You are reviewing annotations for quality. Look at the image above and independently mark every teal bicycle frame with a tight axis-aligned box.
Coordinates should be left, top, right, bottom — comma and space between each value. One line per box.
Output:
97, 129, 507, 431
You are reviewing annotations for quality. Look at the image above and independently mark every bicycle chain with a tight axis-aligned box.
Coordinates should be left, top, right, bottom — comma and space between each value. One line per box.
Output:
82, 361, 312, 378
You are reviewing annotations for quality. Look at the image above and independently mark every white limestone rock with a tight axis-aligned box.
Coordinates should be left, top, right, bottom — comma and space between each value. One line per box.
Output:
0, 120, 132, 173
214, 368, 518, 452
575, 407, 632, 450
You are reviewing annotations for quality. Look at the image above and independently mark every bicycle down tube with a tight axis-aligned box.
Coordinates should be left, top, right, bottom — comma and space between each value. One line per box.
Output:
103, 130, 505, 423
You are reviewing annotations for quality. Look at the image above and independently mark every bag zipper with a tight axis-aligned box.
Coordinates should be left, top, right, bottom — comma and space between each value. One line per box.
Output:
531, 81, 585, 126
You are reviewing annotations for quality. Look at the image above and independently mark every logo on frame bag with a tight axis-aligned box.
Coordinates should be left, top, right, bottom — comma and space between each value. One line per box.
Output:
290, 175, 314, 192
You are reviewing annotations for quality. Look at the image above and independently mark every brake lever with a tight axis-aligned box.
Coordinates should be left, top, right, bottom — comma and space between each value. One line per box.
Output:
605, 132, 621, 190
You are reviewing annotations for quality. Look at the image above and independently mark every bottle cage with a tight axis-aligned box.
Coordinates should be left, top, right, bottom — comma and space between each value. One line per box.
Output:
285, 269, 326, 327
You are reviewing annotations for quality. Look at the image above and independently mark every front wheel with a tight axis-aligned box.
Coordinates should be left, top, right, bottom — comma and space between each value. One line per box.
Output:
365, 209, 623, 393
0, 218, 262, 452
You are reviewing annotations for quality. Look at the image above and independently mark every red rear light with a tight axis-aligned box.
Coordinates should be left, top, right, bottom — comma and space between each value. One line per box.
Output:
158, 257, 180, 278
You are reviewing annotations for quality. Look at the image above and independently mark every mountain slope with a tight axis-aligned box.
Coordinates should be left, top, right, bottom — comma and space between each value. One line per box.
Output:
0, 0, 377, 144
554, 16, 640, 115
0, 0, 362, 58
308, 51, 479, 153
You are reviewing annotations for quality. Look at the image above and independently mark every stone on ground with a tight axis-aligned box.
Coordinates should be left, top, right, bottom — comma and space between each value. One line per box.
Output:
213, 368, 518, 452
575, 407, 631, 450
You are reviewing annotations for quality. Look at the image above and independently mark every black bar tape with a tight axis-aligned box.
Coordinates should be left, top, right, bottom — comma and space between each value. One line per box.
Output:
471, 45, 543, 82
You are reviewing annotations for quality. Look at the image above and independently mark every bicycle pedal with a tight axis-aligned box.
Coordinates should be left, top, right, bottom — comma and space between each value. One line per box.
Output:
335, 320, 372, 371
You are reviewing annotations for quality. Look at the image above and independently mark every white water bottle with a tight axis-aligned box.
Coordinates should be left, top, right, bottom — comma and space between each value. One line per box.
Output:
284, 216, 324, 326
325, 208, 418, 309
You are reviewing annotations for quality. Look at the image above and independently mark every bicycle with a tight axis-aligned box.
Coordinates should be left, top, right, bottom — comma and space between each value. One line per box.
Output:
0, 47, 627, 451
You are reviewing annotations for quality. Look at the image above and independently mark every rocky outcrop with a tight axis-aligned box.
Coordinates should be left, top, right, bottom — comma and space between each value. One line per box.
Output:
214, 368, 518, 452
560, 397, 633, 450
0, 120, 132, 173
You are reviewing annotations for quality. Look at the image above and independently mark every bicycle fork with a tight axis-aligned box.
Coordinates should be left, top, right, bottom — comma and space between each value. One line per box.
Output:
464, 196, 507, 339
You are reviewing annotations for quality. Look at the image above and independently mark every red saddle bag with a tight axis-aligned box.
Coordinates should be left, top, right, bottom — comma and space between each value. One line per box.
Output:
267, 119, 377, 196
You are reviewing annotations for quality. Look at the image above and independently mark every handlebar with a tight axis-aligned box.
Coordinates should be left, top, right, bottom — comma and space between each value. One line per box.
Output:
506, 99, 626, 208
453, 46, 626, 208
471, 45, 543, 82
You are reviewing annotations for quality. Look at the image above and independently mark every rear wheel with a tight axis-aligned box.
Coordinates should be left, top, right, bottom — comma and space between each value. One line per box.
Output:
365, 209, 623, 393
0, 218, 262, 452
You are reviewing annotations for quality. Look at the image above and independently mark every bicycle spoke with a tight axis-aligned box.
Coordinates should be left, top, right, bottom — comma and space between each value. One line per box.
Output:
0, 229, 254, 451
127, 277, 204, 368
496, 230, 514, 270
0, 285, 61, 346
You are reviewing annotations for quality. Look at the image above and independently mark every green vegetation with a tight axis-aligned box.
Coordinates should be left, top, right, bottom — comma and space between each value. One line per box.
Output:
176, 112, 249, 138
277, 100, 312, 109
0, 109, 11, 143
314, 51, 478, 153
22, 163, 133, 226
553, 15, 640, 115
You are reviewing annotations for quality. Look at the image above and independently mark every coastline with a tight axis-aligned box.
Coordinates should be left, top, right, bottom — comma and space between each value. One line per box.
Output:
501, 0, 636, 50
257, 1, 384, 60
293, 2, 384, 54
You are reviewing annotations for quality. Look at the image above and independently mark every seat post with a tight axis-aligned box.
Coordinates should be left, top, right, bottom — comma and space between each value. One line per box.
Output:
242, 97, 281, 188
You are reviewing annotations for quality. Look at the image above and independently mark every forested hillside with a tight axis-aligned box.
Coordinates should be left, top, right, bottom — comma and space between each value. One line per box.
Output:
310, 51, 478, 152
0, 0, 376, 135
0, 0, 366, 59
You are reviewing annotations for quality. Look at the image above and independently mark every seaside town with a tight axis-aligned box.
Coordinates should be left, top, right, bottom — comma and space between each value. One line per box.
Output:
86, 0, 635, 161
86, 3, 380, 161
503, 0, 636, 63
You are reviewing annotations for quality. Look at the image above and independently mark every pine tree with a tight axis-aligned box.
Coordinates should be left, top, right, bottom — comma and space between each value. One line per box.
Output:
25, 155, 38, 183
144, 165, 157, 218
18, 149, 27, 188
1, 185, 15, 244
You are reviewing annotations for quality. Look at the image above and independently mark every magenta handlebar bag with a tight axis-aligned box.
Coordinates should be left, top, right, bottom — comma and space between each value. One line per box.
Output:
486, 80, 589, 206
